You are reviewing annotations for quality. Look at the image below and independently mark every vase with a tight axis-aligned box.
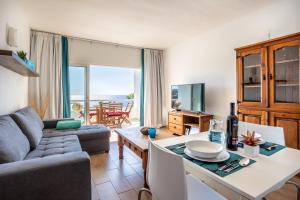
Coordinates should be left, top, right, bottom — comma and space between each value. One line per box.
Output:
244, 144, 259, 158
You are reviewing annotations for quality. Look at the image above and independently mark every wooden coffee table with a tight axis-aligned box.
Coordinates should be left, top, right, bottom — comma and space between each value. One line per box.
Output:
115, 127, 174, 188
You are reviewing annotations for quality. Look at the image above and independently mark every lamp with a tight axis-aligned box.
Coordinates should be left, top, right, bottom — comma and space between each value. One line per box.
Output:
7, 26, 18, 47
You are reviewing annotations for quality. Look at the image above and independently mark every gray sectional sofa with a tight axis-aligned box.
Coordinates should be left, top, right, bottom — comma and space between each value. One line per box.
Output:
0, 107, 111, 200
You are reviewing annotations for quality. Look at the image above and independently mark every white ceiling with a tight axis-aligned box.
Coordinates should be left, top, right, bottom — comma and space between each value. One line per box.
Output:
18, 0, 271, 49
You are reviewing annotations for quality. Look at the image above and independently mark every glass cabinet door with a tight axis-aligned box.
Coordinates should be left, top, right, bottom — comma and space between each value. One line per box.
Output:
243, 53, 262, 102
270, 40, 300, 108
237, 49, 266, 107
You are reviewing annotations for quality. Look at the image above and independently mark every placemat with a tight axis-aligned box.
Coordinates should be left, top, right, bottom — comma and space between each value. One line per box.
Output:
166, 143, 256, 177
237, 142, 286, 156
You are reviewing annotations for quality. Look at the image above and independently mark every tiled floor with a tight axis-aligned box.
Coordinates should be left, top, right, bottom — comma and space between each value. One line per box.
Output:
91, 137, 300, 200
91, 140, 151, 200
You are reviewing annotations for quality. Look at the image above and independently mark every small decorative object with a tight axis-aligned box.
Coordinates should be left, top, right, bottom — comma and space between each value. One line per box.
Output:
248, 77, 253, 84
242, 131, 260, 157
148, 128, 156, 139
173, 100, 181, 111
26, 60, 36, 71
185, 127, 191, 135
7, 26, 18, 47
17, 51, 28, 62
209, 119, 225, 144
140, 127, 149, 135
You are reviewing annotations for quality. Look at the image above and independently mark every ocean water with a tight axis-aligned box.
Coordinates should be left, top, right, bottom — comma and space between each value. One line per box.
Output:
71, 95, 134, 107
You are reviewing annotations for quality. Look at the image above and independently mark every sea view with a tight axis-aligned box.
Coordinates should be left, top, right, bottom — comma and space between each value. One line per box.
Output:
71, 94, 134, 107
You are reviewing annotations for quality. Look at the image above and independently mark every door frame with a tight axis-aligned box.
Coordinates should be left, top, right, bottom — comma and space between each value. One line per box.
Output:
69, 65, 90, 125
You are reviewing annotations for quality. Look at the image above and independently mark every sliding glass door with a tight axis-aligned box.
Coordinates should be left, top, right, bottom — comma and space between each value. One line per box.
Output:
69, 64, 140, 126
69, 66, 88, 124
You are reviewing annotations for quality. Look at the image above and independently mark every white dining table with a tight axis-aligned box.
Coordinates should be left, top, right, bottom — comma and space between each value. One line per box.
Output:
153, 132, 300, 200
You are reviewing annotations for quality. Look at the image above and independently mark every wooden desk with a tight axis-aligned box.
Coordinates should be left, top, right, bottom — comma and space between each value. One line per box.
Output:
168, 111, 213, 135
115, 127, 174, 188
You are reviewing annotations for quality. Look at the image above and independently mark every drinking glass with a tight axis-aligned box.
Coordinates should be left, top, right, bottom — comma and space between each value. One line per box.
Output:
148, 128, 156, 139
208, 119, 225, 145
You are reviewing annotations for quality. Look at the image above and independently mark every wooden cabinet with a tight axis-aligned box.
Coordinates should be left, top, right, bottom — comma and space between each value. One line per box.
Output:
270, 112, 300, 149
168, 111, 213, 135
237, 108, 268, 125
168, 112, 184, 135
236, 32, 300, 149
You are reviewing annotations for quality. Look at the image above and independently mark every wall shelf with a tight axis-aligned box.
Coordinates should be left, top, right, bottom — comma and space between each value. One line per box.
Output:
0, 50, 39, 77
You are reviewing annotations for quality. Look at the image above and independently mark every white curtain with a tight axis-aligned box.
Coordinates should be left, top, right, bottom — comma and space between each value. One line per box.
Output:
144, 49, 165, 127
29, 31, 63, 119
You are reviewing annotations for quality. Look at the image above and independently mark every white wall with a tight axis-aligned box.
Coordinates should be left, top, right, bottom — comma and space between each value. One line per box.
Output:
0, 0, 30, 115
69, 39, 140, 68
165, 0, 300, 121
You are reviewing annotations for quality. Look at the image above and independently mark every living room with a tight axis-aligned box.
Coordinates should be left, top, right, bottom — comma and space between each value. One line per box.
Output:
1, 0, 300, 200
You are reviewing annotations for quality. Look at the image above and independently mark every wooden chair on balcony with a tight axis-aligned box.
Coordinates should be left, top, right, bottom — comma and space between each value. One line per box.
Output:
105, 102, 134, 127
119, 102, 134, 125
97, 102, 123, 128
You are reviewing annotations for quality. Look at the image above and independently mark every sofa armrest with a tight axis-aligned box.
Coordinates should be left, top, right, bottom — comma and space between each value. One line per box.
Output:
0, 152, 91, 200
43, 118, 74, 129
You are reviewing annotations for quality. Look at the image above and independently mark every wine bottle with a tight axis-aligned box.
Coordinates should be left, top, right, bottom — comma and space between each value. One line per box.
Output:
226, 102, 238, 151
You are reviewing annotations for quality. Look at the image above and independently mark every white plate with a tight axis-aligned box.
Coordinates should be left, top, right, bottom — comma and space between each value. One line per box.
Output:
184, 148, 230, 163
185, 140, 224, 158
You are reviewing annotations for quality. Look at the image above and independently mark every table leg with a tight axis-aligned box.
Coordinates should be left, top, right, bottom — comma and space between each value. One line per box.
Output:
142, 151, 149, 188
118, 135, 124, 159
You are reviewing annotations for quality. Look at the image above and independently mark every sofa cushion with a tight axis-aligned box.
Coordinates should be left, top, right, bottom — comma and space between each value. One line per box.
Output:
0, 115, 30, 163
43, 125, 111, 141
56, 120, 81, 130
11, 107, 44, 149
25, 135, 82, 160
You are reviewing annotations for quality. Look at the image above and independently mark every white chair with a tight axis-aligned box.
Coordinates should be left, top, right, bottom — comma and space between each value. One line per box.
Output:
138, 141, 226, 200
238, 121, 285, 145
238, 121, 300, 200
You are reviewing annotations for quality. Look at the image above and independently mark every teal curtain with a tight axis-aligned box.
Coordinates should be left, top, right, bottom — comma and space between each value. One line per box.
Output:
62, 36, 71, 118
140, 49, 145, 126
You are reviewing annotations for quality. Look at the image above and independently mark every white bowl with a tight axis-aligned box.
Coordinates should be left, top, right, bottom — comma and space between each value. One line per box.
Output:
185, 140, 224, 158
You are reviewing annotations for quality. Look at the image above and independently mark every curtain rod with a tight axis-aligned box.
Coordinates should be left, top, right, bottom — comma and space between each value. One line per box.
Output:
30, 29, 164, 51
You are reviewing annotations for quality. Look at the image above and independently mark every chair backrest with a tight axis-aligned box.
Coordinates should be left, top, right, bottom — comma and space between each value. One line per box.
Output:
109, 103, 122, 112
147, 141, 187, 200
238, 121, 285, 145
125, 102, 134, 112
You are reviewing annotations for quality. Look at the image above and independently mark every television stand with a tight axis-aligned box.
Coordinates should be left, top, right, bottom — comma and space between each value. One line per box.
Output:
168, 111, 213, 135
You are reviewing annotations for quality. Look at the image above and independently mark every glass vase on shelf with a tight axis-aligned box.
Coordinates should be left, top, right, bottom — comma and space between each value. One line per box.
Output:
208, 119, 225, 145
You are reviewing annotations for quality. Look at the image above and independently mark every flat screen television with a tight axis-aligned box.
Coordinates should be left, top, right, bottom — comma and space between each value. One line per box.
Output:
171, 83, 205, 113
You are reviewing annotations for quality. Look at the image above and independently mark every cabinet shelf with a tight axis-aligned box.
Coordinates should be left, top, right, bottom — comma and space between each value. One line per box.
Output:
276, 83, 300, 87
243, 82, 261, 88
184, 123, 199, 128
244, 64, 261, 69
276, 59, 299, 64
244, 85, 261, 88
0, 50, 39, 77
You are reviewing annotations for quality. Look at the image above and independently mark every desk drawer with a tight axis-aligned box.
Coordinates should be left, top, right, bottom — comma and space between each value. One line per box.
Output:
169, 114, 183, 125
168, 122, 184, 135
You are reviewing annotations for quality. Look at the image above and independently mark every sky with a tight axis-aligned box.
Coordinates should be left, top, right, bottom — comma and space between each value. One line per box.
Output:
69, 65, 138, 98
